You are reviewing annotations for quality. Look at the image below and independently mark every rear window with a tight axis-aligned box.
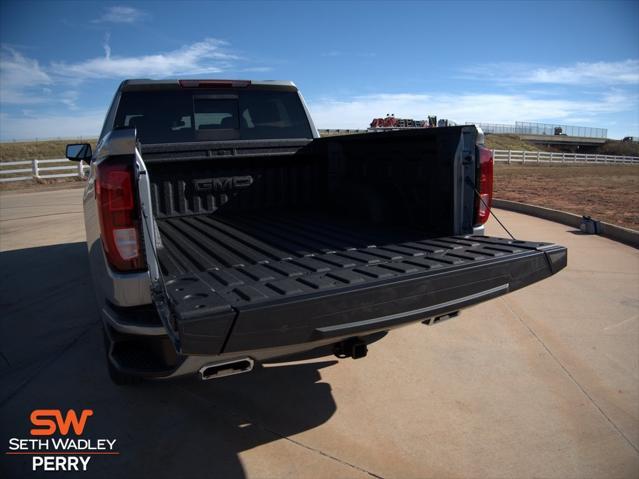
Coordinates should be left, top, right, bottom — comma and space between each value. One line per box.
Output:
113, 89, 312, 143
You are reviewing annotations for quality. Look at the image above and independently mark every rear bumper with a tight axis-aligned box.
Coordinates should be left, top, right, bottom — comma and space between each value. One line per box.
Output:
102, 301, 166, 336
101, 309, 393, 379
103, 236, 567, 378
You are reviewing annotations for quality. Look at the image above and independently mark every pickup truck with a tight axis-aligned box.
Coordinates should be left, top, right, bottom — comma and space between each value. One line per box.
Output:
66, 79, 567, 385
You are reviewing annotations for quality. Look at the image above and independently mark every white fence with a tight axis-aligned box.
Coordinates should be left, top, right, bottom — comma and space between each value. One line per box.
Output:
1, 150, 638, 184
0, 159, 90, 183
492, 149, 639, 165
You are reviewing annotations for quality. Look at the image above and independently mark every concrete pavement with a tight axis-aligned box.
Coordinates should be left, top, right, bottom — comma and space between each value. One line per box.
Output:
0, 187, 638, 478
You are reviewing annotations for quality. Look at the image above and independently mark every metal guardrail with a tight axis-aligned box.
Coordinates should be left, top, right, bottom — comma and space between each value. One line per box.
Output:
492, 149, 639, 165
0, 159, 90, 183
470, 122, 608, 139
515, 121, 607, 139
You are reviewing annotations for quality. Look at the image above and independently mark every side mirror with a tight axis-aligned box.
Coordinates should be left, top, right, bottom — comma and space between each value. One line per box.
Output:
66, 143, 92, 162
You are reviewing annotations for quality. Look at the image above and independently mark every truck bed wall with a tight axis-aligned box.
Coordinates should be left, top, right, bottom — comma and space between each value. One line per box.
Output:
144, 127, 475, 236
148, 153, 325, 218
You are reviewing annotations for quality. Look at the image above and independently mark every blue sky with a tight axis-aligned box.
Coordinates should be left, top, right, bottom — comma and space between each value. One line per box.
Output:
1, 0, 638, 140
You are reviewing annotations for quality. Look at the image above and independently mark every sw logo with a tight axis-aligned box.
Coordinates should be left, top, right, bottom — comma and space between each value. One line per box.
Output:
30, 409, 94, 436
6, 409, 118, 472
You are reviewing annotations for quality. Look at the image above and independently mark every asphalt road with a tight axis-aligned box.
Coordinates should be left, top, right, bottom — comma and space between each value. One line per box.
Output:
1, 187, 638, 479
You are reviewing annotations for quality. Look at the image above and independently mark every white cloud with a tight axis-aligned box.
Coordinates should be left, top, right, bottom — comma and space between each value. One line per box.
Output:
307, 91, 636, 129
238, 66, 272, 73
51, 38, 238, 80
0, 46, 52, 104
530, 60, 639, 85
467, 60, 639, 86
1, 37, 263, 124
59, 90, 80, 110
92, 6, 148, 24
102, 32, 111, 60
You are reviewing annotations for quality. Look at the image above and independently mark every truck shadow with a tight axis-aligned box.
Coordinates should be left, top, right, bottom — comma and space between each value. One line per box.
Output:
0, 242, 339, 479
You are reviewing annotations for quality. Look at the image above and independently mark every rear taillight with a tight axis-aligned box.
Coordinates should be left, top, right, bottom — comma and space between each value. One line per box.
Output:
96, 157, 146, 272
474, 145, 494, 226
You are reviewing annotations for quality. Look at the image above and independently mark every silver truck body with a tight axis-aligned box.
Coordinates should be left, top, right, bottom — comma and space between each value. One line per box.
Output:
85, 81, 380, 378
81, 80, 515, 383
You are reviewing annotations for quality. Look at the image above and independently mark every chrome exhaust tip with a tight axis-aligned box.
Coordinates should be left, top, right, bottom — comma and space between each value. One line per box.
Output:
199, 358, 255, 380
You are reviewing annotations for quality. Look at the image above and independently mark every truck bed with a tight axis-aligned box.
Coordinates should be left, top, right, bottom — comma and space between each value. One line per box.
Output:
154, 212, 567, 356
157, 211, 466, 274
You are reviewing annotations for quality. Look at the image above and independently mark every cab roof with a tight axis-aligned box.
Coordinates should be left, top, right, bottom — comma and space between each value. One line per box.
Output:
118, 79, 298, 92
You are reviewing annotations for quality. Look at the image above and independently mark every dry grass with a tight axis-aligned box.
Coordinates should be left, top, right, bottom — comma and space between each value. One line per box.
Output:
3, 135, 636, 158
494, 164, 639, 230
485, 135, 639, 156
484, 134, 556, 152
0, 139, 95, 190
0, 138, 97, 162
595, 140, 639, 157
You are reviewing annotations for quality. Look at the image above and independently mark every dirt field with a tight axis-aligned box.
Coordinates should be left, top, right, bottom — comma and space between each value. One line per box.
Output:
495, 164, 639, 230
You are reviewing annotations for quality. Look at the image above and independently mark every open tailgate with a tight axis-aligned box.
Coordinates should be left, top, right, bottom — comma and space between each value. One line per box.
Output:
151, 236, 566, 355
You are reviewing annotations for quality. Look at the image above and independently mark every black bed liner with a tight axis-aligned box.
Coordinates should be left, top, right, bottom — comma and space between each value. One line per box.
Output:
153, 212, 567, 356
156, 211, 470, 274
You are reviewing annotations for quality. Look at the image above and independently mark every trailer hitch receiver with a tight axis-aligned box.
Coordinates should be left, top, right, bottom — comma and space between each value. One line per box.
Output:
334, 337, 368, 359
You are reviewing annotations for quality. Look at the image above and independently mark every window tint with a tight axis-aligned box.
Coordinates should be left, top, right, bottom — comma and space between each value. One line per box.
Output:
239, 91, 310, 140
194, 98, 239, 130
114, 89, 311, 143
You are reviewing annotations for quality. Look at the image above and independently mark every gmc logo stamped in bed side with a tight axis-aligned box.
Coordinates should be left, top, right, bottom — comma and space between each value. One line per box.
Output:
193, 175, 254, 192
